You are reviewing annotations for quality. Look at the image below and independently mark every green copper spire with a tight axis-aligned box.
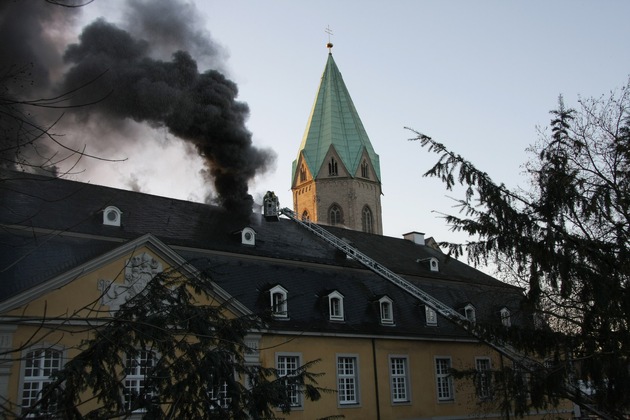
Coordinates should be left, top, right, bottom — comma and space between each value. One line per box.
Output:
293, 53, 381, 182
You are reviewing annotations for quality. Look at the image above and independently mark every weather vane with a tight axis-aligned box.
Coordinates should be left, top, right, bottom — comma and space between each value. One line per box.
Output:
325, 25, 334, 51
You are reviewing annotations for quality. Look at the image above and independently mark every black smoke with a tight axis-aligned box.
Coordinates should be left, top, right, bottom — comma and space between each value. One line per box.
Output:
1, 0, 276, 219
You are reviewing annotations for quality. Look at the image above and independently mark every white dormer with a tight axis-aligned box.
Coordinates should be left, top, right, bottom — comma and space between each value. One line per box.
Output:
241, 227, 256, 246
464, 304, 476, 323
103, 206, 122, 226
500, 307, 511, 327
379, 296, 394, 325
269, 285, 288, 318
416, 257, 439, 272
425, 305, 438, 326
328, 291, 345, 321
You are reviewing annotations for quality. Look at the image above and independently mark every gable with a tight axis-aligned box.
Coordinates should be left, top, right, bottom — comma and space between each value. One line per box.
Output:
1, 234, 249, 319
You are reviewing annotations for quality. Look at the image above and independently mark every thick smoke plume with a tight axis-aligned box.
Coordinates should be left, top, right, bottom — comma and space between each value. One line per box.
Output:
1, 0, 275, 219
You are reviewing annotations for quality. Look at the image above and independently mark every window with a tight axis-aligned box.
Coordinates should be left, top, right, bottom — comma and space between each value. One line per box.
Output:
276, 354, 302, 407
328, 157, 338, 176
361, 159, 369, 178
464, 304, 476, 323
379, 296, 394, 324
390, 356, 410, 403
328, 291, 345, 321
208, 379, 231, 410
20, 347, 63, 416
425, 306, 438, 326
329, 205, 342, 226
299, 164, 307, 183
270, 285, 288, 318
124, 350, 156, 412
500, 307, 511, 327
435, 357, 454, 401
337, 356, 359, 405
103, 205, 122, 226
361, 206, 373, 233
301, 210, 309, 221
475, 357, 492, 400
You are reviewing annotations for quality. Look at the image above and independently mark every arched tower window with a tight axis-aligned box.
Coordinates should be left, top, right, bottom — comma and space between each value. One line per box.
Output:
362, 206, 373, 233
361, 160, 369, 178
301, 210, 310, 221
328, 157, 338, 176
328, 204, 342, 226
299, 164, 307, 183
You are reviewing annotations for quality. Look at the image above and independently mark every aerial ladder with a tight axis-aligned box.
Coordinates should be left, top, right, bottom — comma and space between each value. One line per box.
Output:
269, 200, 608, 419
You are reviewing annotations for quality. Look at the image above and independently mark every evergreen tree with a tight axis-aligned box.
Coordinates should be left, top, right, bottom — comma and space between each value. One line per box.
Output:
410, 83, 630, 419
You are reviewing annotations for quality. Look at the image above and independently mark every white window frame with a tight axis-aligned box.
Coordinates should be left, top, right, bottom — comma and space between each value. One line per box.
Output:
464, 303, 476, 323
124, 349, 157, 413
434, 356, 454, 401
103, 205, 122, 226
328, 291, 345, 321
19, 346, 64, 417
389, 355, 411, 404
379, 296, 394, 325
425, 305, 438, 326
500, 307, 511, 327
336, 354, 360, 406
276, 353, 302, 408
475, 357, 492, 400
270, 285, 288, 318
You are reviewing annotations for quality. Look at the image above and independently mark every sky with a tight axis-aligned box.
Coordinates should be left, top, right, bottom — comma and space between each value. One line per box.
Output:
7, 1, 630, 248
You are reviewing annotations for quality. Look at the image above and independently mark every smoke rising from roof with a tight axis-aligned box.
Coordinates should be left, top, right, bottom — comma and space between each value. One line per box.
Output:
1, 0, 276, 219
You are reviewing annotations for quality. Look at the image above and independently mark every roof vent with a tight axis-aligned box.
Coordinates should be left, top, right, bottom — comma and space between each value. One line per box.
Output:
241, 227, 256, 246
103, 206, 122, 227
403, 231, 425, 245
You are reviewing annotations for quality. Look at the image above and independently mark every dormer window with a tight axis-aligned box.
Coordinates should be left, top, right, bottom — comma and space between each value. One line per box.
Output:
361, 160, 369, 178
299, 164, 307, 183
464, 304, 476, 323
103, 206, 122, 226
500, 307, 511, 327
429, 257, 439, 272
241, 227, 256, 246
425, 305, 438, 326
270, 285, 288, 318
328, 291, 344, 321
379, 296, 394, 325
328, 157, 338, 176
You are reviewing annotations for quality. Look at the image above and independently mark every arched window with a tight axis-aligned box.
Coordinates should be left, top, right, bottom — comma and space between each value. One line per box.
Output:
329, 205, 342, 226
299, 164, 307, 183
362, 206, 373, 233
361, 160, 369, 178
328, 157, 338, 176
301, 210, 310, 221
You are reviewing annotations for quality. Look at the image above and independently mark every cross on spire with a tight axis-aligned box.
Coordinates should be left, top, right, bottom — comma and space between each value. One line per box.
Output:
325, 25, 334, 52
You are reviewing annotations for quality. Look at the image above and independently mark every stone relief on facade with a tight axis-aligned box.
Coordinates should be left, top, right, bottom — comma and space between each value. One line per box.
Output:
98, 252, 163, 312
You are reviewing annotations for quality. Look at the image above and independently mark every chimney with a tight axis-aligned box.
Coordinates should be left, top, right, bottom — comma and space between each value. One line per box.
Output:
403, 231, 425, 245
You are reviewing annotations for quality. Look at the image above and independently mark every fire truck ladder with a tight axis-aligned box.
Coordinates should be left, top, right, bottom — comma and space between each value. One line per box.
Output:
279, 207, 609, 419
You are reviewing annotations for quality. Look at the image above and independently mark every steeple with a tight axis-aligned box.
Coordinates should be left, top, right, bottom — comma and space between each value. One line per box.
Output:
292, 46, 383, 235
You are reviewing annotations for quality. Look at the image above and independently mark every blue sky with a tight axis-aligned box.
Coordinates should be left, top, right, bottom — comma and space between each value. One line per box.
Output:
75, 1, 630, 246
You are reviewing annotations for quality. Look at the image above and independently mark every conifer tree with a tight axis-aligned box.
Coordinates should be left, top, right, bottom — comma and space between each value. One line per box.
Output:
410, 83, 630, 418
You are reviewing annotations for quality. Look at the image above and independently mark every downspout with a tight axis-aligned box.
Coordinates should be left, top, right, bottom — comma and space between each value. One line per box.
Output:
372, 338, 381, 420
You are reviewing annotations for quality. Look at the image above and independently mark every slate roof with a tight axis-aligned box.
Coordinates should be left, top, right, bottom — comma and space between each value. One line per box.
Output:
1, 172, 528, 338
292, 53, 381, 182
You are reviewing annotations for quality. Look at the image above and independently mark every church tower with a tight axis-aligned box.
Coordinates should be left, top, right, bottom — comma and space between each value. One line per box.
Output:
291, 44, 383, 234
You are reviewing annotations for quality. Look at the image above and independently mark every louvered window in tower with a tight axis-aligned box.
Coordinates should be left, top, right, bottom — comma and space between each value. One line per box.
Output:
328, 157, 338, 176
362, 206, 373, 233
361, 160, 369, 178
